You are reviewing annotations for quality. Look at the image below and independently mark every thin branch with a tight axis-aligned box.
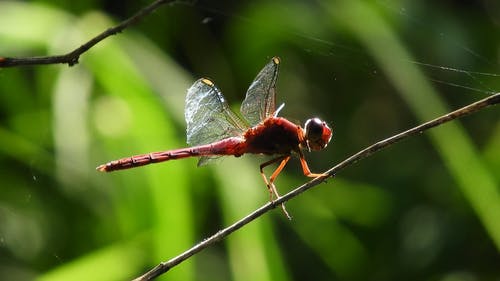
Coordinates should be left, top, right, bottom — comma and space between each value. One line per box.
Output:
134, 92, 500, 281
0, 0, 177, 67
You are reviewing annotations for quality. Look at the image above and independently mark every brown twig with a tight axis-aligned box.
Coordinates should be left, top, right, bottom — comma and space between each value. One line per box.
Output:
0, 0, 177, 67
133, 93, 500, 281
6, 1, 496, 279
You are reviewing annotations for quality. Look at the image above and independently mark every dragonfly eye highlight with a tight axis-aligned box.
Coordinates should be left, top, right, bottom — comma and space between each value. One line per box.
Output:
304, 118, 332, 151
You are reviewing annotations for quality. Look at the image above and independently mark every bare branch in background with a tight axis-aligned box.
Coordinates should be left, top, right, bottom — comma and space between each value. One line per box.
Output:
0, 0, 176, 67
2, 1, 497, 279
133, 93, 500, 281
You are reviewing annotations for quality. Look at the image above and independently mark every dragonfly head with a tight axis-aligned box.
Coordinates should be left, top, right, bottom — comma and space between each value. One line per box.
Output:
303, 118, 332, 151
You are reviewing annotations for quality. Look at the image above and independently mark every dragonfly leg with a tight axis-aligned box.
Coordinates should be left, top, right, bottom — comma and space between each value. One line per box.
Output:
260, 155, 292, 219
260, 155, 291, 198
298, 150, 329, 178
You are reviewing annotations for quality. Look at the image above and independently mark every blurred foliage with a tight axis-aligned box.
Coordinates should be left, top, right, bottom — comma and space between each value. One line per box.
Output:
0, 0, 499, 280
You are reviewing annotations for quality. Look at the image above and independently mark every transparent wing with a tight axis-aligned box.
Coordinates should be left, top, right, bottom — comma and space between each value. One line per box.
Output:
185, 78, 248, 166
240, 56, 280, 126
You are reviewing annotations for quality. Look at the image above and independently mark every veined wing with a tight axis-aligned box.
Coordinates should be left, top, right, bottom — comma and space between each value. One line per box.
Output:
240, 56, 280, 126
185, 78, 248, 166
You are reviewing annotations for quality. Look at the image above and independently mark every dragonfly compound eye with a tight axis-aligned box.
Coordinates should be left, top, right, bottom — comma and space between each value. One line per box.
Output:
304, 118, 333, 151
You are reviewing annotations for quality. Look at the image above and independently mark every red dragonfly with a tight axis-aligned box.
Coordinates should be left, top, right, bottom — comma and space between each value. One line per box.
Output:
97, 57, 332, 217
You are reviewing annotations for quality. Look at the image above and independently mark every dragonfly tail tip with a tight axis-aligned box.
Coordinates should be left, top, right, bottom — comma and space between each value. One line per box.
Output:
96, 164, 107, 172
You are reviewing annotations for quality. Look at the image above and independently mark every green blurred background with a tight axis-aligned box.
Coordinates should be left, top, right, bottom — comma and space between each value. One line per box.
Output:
0, 0, 499, 280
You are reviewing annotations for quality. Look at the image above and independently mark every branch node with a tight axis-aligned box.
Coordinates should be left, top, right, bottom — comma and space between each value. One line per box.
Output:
0, 0, 177, 68
68, 57, 80, 66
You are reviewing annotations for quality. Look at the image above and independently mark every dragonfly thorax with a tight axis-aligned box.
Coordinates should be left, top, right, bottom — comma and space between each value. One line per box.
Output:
303, 118, 332, 151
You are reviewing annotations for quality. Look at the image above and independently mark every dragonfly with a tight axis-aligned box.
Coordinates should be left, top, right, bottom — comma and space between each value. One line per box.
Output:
97, 57, 333, 218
